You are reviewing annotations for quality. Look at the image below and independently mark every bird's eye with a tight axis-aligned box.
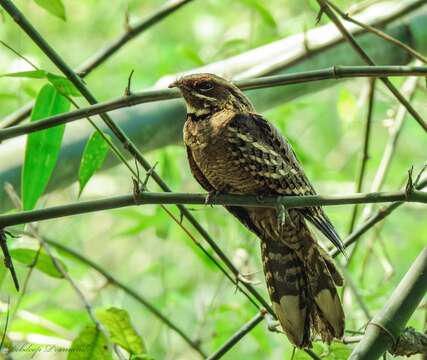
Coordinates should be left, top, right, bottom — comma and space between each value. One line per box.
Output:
197, 81, 214, 92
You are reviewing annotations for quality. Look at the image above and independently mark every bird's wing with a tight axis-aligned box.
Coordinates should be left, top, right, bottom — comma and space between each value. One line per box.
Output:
228, 113, 345, 254
186, 146, 215, 192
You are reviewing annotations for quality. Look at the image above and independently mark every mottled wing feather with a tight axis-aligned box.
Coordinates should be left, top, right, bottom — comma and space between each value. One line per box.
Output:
227, 113, 345, 253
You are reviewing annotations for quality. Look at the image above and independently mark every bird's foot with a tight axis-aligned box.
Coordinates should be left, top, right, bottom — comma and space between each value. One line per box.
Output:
264, 314, 283, 333
237, 272, 261, 285
204, 190, 221, 206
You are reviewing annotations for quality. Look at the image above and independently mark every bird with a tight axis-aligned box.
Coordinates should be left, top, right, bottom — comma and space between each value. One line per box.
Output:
169, 73, 345, 348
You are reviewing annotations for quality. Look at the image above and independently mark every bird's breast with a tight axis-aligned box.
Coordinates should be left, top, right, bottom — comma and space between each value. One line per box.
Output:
184, 113, 261, 193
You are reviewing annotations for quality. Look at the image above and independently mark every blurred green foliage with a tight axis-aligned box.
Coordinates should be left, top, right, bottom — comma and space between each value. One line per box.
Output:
0, 0, 426, 359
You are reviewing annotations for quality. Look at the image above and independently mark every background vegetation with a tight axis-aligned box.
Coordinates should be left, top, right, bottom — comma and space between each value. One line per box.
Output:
0, 0, 426, 359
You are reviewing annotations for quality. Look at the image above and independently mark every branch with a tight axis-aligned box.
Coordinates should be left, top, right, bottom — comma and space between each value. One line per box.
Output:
0, 0, 195, 128
316, 0, 427, 132
1, 3, 426, 202
347, 79, 376, 234
331, 178, 427, 258
327, 0, 427, 64
2, 65, 427, 142
349, 247, 427, 359
0, 189, 425, 228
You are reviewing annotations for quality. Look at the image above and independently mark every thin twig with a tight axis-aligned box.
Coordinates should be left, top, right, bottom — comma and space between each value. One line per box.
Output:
327, 0, 427, 64
331, 178, 427, 258
0, 40, 39, 70
315, 0, 427, 132
0, 189, 426, 228
347, 79, 376, 234
2, 65, 427, 141
0, 230, 19, 291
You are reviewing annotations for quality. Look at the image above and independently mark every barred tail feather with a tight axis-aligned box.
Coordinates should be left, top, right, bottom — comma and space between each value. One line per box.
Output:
299, 223, 345, 342
261, 240, 311, 348
261, 219, 345, 348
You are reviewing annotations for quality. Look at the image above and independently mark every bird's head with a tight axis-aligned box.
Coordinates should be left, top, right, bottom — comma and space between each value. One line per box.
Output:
169, 73, 254, 118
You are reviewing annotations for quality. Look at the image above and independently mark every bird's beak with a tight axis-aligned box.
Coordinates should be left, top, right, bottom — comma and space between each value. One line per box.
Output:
168, 80, 178, 88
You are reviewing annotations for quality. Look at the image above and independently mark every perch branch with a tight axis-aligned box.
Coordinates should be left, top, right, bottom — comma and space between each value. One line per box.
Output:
0, 189, 425, 228
1, 65, 427, 142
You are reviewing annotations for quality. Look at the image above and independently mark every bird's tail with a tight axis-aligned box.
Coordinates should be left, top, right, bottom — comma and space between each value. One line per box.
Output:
261, 218, 345, 348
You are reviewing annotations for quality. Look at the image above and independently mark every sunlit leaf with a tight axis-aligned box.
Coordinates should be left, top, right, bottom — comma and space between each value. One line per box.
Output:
22, 84, 70, 210
2, 70, 81, 96
96, 307, 146, 355
34, 0, 66, 21
78, 131, 111, 196
11, 317, 62, 337
68, 326, 112, 360
1, 70, 46, 79
9, 248, 66, 278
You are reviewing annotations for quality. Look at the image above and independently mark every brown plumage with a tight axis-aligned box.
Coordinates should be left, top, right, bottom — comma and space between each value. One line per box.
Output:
170, 73, 345, 348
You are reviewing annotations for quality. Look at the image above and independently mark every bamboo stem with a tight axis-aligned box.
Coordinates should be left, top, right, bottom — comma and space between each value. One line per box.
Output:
0, 189, 425, 228
349, 247, 427, 359
1, 66, 427, 142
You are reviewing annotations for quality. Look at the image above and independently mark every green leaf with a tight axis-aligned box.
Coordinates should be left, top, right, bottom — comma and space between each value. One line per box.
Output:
1, 70, 47, 79
96, 307, 145, 355
1, 70, 81, 96
46, 73, 81, 97
68, 326, 112, 360
34, 0, 66, 21
130, 355, 154, 360
78, 131, 111, 196
22, 84, 70, 210
9, 248, 67, 278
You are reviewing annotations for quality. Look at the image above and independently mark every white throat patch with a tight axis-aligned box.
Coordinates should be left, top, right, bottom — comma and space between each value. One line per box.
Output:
186, 104, 211, 116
